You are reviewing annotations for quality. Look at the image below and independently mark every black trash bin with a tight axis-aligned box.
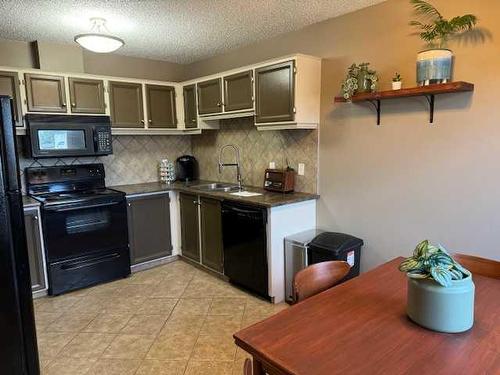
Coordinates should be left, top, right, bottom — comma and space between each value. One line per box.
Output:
307, 232, 364, 281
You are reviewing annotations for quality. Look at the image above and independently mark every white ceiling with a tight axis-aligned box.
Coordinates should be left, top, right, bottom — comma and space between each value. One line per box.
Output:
0, 0, 385, 64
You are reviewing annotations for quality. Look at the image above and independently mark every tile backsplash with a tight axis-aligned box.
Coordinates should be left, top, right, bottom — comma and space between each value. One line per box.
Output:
17, 120, 318, 194
17, 135, 191, 192
191, 118, 318, 193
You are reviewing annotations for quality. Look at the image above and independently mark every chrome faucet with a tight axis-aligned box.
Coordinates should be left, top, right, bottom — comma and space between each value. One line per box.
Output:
218, 144, 243, 191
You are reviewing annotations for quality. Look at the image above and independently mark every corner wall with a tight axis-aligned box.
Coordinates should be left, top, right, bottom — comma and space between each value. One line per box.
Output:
184, 0, 500, 270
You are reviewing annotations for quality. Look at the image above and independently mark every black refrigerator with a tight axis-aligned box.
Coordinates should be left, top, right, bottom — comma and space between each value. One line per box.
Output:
0, 95, 40, 374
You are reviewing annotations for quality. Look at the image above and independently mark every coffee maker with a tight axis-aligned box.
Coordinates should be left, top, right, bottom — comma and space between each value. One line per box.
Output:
175, 155, 199, 182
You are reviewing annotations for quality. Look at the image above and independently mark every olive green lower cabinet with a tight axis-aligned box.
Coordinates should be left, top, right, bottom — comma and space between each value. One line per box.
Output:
24, 208, 47, 293
127, 193, 172, 266
179, 193, 223, 273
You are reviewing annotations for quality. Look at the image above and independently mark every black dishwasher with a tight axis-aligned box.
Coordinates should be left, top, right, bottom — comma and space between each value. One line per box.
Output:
222, 201, 269, 299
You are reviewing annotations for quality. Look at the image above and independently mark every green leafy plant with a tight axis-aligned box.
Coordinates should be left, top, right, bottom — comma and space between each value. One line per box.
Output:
399, 240, 470, 287
410, 0, 478, 48
341, 63, 378, 100
392, 73, 402, 82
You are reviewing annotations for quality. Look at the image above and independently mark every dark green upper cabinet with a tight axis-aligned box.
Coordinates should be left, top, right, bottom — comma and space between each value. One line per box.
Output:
68, 77, 105, 114
223, 70, 253, 112
127, 193, 172, 265
0, 71, 22, 126
200, 197, 223, 273
197, 78, 222, 115
146, 84, 177, 128
25, 73, 67, 113
183, 84, 198, 128
180, 193, 200, 262
255, 60, 295, 123
109, 81, 144, 128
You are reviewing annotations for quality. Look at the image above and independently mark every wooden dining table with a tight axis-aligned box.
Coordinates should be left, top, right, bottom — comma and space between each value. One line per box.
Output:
234, 258, 500, 375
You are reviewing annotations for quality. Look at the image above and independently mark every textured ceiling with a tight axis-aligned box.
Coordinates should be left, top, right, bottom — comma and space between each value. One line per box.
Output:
0, 0, 386, 64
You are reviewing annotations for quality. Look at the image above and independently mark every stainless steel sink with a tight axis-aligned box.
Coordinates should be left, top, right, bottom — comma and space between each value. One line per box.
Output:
191, 183, 241, 192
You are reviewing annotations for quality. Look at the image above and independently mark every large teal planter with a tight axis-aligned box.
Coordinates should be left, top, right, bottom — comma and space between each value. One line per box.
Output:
406, 275, 475, 333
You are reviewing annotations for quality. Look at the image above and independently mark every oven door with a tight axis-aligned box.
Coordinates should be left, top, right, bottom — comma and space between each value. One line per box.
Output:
42, 198, 129, 262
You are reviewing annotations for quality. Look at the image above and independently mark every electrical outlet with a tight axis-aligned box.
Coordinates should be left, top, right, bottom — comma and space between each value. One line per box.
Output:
298, 163, 305, 176
269, 161, 276, 169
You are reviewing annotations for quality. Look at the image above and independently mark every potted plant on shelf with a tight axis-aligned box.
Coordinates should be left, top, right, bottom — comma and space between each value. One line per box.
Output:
399, 240, 475, 333
410, 0, 478, 86
392, 73, 402, 90
341, 63, 378, 100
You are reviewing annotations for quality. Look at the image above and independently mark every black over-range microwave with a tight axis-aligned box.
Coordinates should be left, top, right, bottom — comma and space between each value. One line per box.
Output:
25, 114, 113, 158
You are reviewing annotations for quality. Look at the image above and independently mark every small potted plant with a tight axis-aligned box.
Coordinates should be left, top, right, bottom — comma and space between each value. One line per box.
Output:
399, 240, 475, 333
392, 73, 402, 90
341, 63, 378, 100
410, 0, 478, 85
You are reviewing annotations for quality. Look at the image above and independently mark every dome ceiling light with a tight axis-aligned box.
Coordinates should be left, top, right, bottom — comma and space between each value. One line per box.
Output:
74, 17, 124, 53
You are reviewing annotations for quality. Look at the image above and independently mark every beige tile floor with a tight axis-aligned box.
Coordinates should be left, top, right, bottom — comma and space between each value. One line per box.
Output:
34, 260, 288, 375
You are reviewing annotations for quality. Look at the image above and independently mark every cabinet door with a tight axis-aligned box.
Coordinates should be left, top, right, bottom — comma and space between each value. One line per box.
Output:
183, 84, 198, 128
200, 197, 223, 273
197, 78, 222, 115
25, 73, 67, 113
109, 81, 144, 128
146, 84, 177, 128
255, 61, 295, 123
127, 194, 172, 265
224, 70, 253, 112
0, 71, 23, 126
179, 193, 200, 262
68, 77, 105, 114
24, 210, 46, 292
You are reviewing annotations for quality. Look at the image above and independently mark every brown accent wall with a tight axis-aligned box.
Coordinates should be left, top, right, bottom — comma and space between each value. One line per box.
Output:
185, 0, 500, 270
191, 118, 318, 193
0, 38, 36, 68
82, 51, 185, 82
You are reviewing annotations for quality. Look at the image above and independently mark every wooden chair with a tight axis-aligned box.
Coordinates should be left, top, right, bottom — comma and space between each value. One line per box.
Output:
243, 358, 252, 375
453, 253, 500, 279
293, 261, 351, 303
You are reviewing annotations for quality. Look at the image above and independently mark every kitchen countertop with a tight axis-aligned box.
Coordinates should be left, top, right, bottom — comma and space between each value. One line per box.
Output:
22, 196, 40, 209
110, 181, 319, 208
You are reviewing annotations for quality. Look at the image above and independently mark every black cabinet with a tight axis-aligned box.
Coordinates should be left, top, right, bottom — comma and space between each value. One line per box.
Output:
200, 197, 223, 273
24, 209, 46, 292
223, 70, 253, 112
179, 192, 200, 262
127, 193, 172, 265
197, 78, 222, 115
255, 60, 295, 123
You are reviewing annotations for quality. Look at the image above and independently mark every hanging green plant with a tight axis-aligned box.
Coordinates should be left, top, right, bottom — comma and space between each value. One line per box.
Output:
341, 63, 378, 101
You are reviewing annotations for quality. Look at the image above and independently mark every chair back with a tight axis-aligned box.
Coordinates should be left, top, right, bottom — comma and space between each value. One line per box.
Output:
243, 358, 252, 375
293, 261, 351, 303
453, 253, 500, 280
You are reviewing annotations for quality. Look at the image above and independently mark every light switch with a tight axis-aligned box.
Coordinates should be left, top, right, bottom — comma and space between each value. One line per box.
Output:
298, 163, 305, 176
269, 161, 276, 169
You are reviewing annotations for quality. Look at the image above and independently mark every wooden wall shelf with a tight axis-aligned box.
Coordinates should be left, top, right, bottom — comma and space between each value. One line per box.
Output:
334, 81, 474, 125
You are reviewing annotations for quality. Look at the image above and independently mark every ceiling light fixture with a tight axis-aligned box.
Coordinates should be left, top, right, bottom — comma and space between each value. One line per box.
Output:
74, 17, 124, 53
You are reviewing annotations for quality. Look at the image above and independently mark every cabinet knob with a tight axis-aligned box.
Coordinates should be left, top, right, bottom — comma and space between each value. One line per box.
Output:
128, 203, 131, 207
191, 119, 196, 123
34, 215, 38, 221
148, 119, 152, 124
140, 120, 145, 124
61, 102, 67, 107
217, 102, 221, 107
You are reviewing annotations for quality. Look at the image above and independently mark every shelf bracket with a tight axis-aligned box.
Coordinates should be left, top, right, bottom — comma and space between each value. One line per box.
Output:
367, 99, 381, 126
425, 94, 435, 124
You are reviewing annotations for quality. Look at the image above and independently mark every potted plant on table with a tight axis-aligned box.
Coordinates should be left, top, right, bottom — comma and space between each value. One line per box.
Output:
399, 240, 475, 333
392, 73, 402, 90
410, 0, 478, 86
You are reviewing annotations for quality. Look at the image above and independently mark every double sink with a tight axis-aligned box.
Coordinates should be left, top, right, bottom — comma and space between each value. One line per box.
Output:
191, 182, 240, 192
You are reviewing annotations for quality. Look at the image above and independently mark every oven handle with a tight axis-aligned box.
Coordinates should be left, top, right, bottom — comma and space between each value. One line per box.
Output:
44, 200, 122, 212
60, 252, 121, 271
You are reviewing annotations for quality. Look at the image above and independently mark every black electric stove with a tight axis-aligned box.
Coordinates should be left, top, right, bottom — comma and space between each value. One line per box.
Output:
26, 164, 130, 295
